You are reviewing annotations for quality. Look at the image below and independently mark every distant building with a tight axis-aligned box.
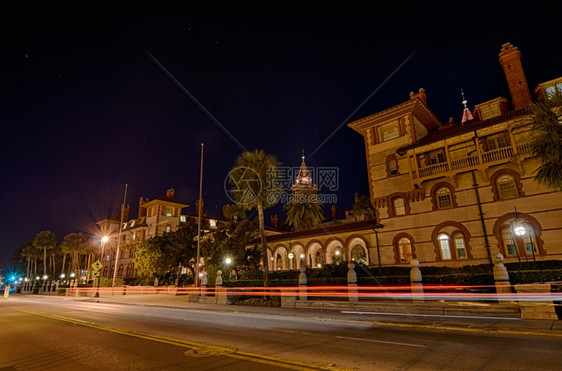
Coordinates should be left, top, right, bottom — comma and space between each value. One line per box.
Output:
96, 189, 217, 281
267, 43, 562, 270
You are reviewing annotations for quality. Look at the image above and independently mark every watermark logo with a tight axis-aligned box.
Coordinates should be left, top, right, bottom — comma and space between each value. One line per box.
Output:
225, 166, 340, 205
224, 166, 262, 204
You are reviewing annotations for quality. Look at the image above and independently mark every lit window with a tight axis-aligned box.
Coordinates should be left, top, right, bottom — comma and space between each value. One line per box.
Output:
180, 215, 186, 223
130, 221, 135, 227
487, 133, 507, 151
454, 235, 467, 259
393, 198, 405, 216
165, 225, 171, 233
438, 234, 452, 260
351, 245, 366, 264
436, 188, 452, 209
209, 219, 217, 228
315, 250, 324, 265
546, 82, 562, 98
388, 159, 398, 176
379, 122, 400, 142
503, 231, 518, 256
398, 237, 413, 263
132, 232, 136, 241
497, 175, 518, 199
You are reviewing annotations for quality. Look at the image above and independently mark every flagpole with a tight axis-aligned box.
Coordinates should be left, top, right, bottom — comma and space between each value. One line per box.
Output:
112, 183, 128, 288
196, 143, 204, 288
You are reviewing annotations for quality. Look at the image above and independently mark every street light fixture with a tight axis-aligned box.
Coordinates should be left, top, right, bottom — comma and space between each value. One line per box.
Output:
510, 207, 543, 282
95, 235, 109, 298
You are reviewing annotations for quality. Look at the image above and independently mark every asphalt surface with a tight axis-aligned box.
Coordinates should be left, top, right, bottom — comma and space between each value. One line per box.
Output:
23, 292, 561, 338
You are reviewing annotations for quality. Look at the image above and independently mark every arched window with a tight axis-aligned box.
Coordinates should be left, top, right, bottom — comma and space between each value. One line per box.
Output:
452, 233, 467, 259
436, 187, 453, 209
117, 264, 124, 278
497, 175, 518, 199
332, 247, 344, 265
350, 245, 367, 264
438, 234, 452, 260
501, 222, 539, 258
276, 254, 282, 270
315, 250, 324, 267
397, 238, 413, 263
126, 263, 133, 278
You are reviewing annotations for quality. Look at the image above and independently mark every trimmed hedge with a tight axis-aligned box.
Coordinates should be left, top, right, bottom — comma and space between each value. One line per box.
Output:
220, 260, 562, 288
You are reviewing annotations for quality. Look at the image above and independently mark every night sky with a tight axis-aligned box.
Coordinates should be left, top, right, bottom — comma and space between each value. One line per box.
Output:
2, 3, 561, 267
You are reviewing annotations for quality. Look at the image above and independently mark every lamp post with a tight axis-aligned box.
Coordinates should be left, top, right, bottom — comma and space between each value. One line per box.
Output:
95, 236, 108, 298
510, 207, 543, 283
196, 143, 204, 288
224, 257, 232, 280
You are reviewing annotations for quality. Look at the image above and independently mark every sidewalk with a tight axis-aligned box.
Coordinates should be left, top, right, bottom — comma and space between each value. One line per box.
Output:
59, 293, 562, 338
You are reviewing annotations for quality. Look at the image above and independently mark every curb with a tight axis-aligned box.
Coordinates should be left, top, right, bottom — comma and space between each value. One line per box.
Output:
372, 320, 562, 337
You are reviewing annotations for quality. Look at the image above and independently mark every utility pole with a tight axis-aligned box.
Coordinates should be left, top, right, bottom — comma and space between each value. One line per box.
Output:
196, 143, 204, 287
112, 184, 128, 288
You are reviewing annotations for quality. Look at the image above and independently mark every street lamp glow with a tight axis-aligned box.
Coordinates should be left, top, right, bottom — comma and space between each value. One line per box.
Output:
102, 236, 109, 243
60, 274, 65, 279
42, 275, 48, 280
288, 252, 294, 259
225, 257, 232, 265
70, 273, 76, 278
35, 276, 40, 280
513, 225, 527, 236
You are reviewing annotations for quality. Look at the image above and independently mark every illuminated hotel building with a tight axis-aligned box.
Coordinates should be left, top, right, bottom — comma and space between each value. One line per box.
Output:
267, 43, 562, 269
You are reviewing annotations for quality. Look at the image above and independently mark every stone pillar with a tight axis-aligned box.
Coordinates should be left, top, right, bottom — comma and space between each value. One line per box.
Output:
200, 271, 208, 296
50, 281, 56, 293
515, 283, 558, 320
215, 271, 230, 305
347, 262, 358, 302
298, 266, 307, 301
492, 252, 512, 302
410, 259, 424, 301
215, 270, 223, 288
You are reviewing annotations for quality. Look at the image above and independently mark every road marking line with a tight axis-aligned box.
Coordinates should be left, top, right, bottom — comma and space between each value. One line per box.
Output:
278, 330, 426, 348
372, 321, 562, 337
19, 310, 348, 371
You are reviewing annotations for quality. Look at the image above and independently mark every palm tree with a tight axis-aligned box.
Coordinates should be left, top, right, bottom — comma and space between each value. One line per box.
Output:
228, 149, 280, 286
33, 231, 57, 279
283, 198, 325, 231
61, 233, 88, 278
529, 92, 562, 190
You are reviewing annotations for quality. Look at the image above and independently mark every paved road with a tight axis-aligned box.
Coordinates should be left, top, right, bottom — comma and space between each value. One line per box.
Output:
1, 295, 561, 370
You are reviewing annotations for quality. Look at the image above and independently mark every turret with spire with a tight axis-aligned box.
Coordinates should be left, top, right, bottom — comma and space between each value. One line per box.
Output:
292, 150, 318, 195
461, 89, 474, 124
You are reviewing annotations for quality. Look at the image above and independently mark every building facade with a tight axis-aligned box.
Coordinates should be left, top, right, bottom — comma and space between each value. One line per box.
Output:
268, 43, 562, 270
96, 189, 217, 281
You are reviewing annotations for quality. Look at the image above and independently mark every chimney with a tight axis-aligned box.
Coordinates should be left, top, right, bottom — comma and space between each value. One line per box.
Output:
498, 43, 532, 110
331, 204, 338, 221
354, 192, 360, 204
270, 214, 279, 229
166, 188, 175, 199
409, 88, 427, 105
138, 197, 147, 218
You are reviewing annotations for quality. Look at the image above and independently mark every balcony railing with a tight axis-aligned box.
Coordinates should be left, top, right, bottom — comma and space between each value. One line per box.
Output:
482, 146, 513, 163
516, 142, 533, 155
413, 142, 534, 181
418, 162, 449, 178
450, 154, 479, 170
